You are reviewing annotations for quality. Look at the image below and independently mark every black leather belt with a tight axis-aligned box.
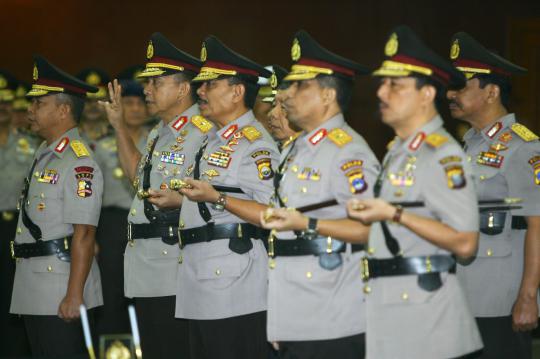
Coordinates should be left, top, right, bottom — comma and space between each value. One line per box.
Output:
272, 237, 364, 256
480, 212, 528, 235
512, 216, 527, 230
11, 237, 72, 262
361, 255, 455, 280
128, 223, 179, 245
178, 223, 269, 254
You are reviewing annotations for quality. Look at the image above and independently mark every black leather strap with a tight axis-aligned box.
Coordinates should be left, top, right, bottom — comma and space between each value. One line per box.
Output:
512, 215, 528, 230
362, 255, 455, 279
273, 237, 364, 256
20, 159, 42, 241
273, 139, 297, 208
129, 223, 179, 245
142, 135, 160, 222
179, 223, 268, 246
12, 237, 72, 261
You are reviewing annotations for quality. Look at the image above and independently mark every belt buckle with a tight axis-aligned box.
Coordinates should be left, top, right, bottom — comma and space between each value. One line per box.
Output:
168, 226, 174, 238
127, 223, 133, 243
10, 241, 15, 259
361, 257, 370, 282
177, 227, 184, 249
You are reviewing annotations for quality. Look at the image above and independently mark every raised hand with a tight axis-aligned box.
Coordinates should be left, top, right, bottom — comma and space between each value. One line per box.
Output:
99, 79, 125, 130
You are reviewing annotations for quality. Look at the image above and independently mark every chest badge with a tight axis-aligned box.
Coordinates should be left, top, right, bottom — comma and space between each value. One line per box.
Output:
477, 151, 504, 168
208, 151, 232, 168
160, 151, 185, 165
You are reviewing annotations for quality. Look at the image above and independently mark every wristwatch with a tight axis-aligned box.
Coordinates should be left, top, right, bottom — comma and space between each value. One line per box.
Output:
212, 192, 227, 212
303, 217, 318, 240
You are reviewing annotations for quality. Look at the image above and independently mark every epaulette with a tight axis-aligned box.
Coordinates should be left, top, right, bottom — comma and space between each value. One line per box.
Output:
242, 126, 262, 142
282, 132, 301, 149
425, 133, 448, 148
71, 140, 90, 157
327, 128, 352, 148
511, 123, 539, 142
191, 115, 213, 133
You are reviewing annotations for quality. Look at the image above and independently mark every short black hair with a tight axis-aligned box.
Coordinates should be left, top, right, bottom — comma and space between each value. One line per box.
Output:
412, 74, 445, 114
315, 74, 353, 112
227, 76, 258, 109
474, 74, 511, 109
55, 93, 85, 122
172, 71, 198, 103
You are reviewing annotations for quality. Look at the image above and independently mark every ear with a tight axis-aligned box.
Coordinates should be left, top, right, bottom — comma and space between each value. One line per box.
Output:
176, 81, 191, 101
420, 84, 436, 106
231, 83, 246, 105
485, 83, 501, 104
321, 86, 337, 107
57, 102, 71, 120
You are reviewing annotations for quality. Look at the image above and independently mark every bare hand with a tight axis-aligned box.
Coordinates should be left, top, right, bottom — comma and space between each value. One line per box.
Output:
147, 188, 183, 209
260, 207, 308, 232
58, 294, 83, 322
99, 79, 125, 130
178, 178, 219, 203
512, 295, 539, 332
346, 198, 396, 225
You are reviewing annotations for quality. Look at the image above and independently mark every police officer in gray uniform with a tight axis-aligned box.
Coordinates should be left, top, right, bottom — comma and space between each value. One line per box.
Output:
100, 32, 204, 358
93, 68, 148, 336
347, 26, 482, 359
175, 35, 278, 359
447, 32, 540, 359
258, 30, 379, 359
10, 55, 103, 358
0, 71, 33, 358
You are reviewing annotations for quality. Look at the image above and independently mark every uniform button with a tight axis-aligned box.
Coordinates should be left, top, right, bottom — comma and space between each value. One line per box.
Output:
16, 227, 22, 234
131, 209, 137, 216
291, 165, 299, 173
162, 250, 168, 255
164, 170, 169, 176
394, 189, 404, 197
47, 265, 53, 272
401, 292, 409, 301
215, 269, 221, 276
34, 171, 40, 178
367, 247, 375, 255
129, 241, 135, 247
467, 156, 472, 162
479, 175, 486, 181
203, 155, 209, 160
300, 187, 307, 194
486, 248, 493, 256
16, 258, 21, 264
282, 197, 288, 204
179, 220, 185, 229
40, 193, 45, 199
269, 259, 276, 269
363, 284, 371, 294
153, 151, 159, 157
306, 271, 312, 279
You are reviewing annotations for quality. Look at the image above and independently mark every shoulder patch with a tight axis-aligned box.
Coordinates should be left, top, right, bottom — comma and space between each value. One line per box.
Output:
282, 132, 301, 149
242, 126, 262, 142
425, 133, 448, 148
327, 128, 352, 147
55, 137, 70, 153
511, 123, 539, 142
191, 115, 213, 133
70, 140, 90, 157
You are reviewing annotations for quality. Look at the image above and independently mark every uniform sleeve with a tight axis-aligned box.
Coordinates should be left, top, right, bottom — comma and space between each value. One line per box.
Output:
422, 145, 479, 232
63, 157, 103, 226
506, 142, 540, 216
237, 143, 280, 204
332, 143, 381, 204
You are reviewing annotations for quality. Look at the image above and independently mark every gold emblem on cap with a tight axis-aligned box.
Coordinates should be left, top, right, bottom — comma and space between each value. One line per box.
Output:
385, 33, 399, 57
201, 43, 207, 62
33, 64, 39, 81
0, 76, 6, 89
270, 73, 278, 88
450, 39, 460, 60
291, 38, 301, 61
147, 40, 154, 60
86, 72, 101, 86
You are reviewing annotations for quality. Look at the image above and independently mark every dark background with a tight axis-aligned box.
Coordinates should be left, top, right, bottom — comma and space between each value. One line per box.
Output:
2, 0, 540, 157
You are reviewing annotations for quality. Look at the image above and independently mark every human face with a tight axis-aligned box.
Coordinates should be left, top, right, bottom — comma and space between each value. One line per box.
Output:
446, 78, 488, 122
376, 77, 424, 127
268, 94, 293, 141
143, 75, 182, 118
281, 79, 325, 129
27, 95, 62, 137
196, 78, 238, 122
82, 99, 106, 122
253, 96, 273, 133
122, 96, 148, 127
0, 102, 12, 125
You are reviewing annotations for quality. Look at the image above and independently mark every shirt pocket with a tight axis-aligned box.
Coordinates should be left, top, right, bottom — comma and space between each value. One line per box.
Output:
144, 241, 180, 260
284, 256, 343, 290
30, 255, 70, 275
381, 274, 446, 305
195, 243, 251, 290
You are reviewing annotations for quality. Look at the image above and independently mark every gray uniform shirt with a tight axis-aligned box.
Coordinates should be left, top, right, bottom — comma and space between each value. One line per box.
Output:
175, 110, 279, 320
267, 113, 380, 341
0, 130, 39, 211
94, 132, 148, 209
365, 116, 482, 359
457, 113, 540, 316
124, 104, 206, 298
10, 127, 103, 315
